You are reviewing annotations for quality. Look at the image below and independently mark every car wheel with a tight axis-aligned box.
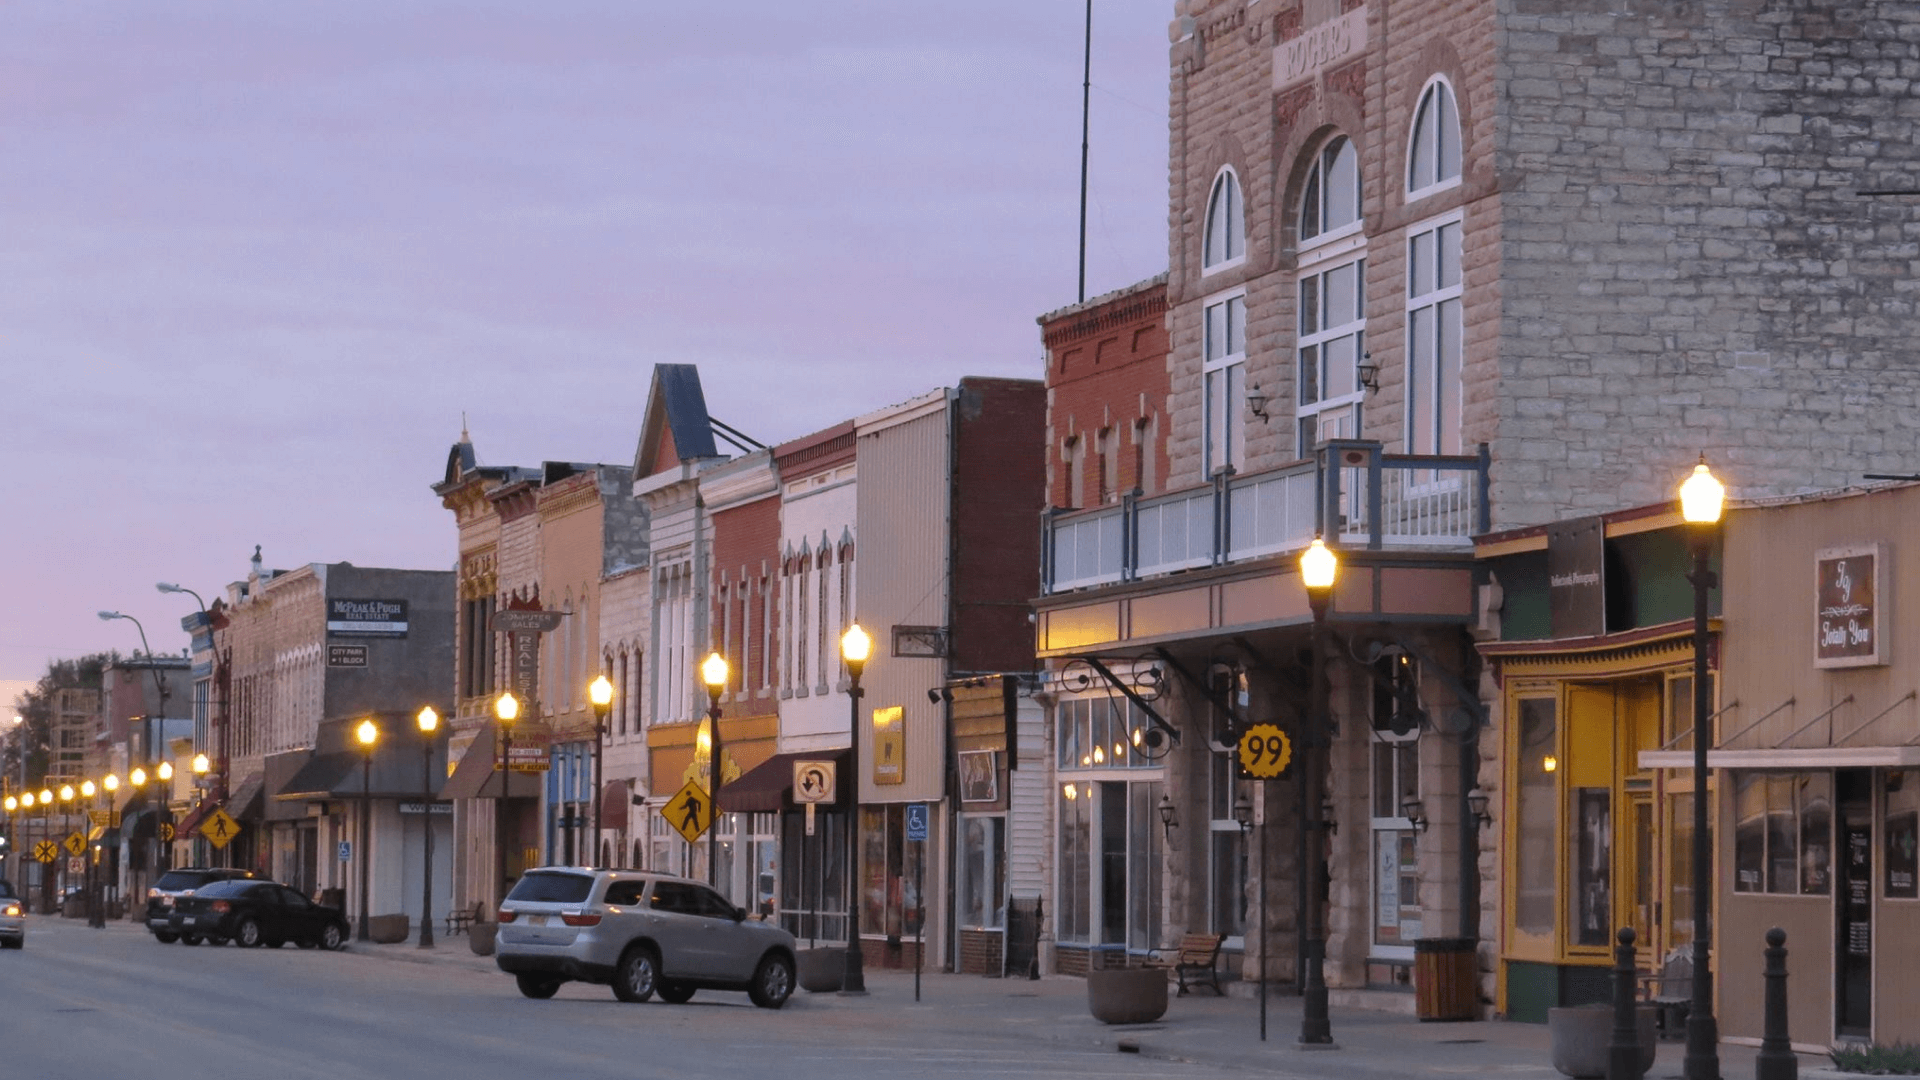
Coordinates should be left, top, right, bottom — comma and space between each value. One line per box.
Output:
515, 974, 563, 1000
152, 931, 179, 944
179, 934, 204, 946
320, 922, 346, 950
235, 918, 263, 948
611, 944, 659, 1003
748, 953, 795, 1010
656, 979, 696, 1004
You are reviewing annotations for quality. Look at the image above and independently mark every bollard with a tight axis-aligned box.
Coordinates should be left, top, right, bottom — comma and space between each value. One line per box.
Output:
1609, 926, 1640, 1080
1755, 927, 1797, 1080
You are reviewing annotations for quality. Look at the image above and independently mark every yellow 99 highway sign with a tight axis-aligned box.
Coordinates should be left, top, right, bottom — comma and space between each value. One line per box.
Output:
1236, 724, 1293, 779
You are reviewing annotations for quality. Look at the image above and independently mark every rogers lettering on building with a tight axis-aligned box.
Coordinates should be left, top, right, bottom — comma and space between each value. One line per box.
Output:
1815, 545, 1885, 668
1273, 8, 1366, 92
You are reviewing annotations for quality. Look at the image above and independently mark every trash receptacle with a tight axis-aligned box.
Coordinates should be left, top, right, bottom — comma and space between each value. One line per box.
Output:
1414, 937, 1478, 1021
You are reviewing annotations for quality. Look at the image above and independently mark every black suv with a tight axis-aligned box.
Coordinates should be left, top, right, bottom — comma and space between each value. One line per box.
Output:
146, 868, 257, 944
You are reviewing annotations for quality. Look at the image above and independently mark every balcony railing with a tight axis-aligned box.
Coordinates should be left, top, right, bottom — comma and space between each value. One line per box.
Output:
1042, 440, 1490, 594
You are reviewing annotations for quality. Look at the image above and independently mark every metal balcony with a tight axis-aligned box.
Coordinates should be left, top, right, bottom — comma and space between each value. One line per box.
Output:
1042, 441, 1490, 594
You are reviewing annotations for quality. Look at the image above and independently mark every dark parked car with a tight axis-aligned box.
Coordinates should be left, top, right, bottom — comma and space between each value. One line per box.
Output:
146, 867, 258, 944
0, 879, 23, 948
167, 879, 348, 950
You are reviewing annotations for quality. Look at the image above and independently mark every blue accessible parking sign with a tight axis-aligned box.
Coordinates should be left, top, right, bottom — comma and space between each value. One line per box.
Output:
905, 803, 929, 842
338, 841, 351, 862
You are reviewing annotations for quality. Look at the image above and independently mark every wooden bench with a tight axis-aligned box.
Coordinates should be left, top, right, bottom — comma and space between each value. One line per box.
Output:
1146, 932, 1228, 996
445, 900, 485, 937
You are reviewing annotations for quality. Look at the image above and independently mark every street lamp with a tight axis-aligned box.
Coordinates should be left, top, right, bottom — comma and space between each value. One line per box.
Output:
355, 718, 379, 943
1679, 458, 1725, 1080
588, 675, 614, 868
700, 654, 729, 890
493, 692, 519, 912
839, 623, 872, 995
1298, 536, 1338, 1046
416, 706, 439, 949
99, 609, 177, 889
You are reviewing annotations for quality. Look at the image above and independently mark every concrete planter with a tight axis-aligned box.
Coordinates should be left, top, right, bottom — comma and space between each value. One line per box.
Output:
468, 922, 497, 956
1547, 1005, 1656, 1079
368, 914, 410, 944
797, 947, 846, 993
1087, 967, 1169, 1025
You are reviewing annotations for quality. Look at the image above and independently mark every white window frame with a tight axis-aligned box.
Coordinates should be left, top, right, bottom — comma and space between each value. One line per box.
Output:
1404, 210, 1465, 461
1405, 77, 1463, 203
1202, 286, 1248, 478
1202, 166, 1247, 275
1295, 246, 1367, 458
1299, 135, 1363, 252
1369, 728, 1421, 961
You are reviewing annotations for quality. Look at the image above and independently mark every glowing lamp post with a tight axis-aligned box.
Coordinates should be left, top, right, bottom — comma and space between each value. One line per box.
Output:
1679, 459, 1725, 1080
588, 675, 614, 868
839, 623, 872, 995
700, 653, 729, 888
1297, 537, 1338, 1046
355, 718, 379, 943
493, 692, 519, 912
416, 706, 440, 948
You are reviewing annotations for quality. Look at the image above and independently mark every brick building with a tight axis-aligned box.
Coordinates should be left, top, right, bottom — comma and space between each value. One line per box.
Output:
1033, 0, 1920, 1039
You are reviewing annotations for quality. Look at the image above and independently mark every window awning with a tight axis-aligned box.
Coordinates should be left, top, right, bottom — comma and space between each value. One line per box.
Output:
441, 736, 542, 801
227, 771, 266, 820
599, 780, 631, 829
1639, 746, 1920, 770
720, 750, 849, 814
173, 798, 215, 839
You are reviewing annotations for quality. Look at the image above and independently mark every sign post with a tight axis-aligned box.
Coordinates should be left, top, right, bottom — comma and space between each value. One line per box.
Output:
906, 803, 928, 1002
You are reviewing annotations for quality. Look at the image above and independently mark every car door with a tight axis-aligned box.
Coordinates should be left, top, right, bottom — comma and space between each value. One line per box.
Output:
647, 881, 718, 978
272, 886, 319, 941
689, 884, 755, 982
243, 884, 287, 940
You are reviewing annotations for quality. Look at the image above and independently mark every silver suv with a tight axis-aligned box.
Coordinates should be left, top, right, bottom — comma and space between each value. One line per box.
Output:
495, 867, 797, 1009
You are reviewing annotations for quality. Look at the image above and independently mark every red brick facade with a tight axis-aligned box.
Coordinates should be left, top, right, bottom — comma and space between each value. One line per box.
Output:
1038, 278, 1172, 510
710, 491, 780, 708
950, 377, 1046, 678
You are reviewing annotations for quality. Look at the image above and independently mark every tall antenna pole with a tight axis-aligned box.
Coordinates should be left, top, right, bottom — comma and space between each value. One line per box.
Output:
1078, 0, 1092, 303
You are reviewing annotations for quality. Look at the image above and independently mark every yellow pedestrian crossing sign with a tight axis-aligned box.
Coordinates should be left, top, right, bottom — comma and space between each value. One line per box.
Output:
33, 840, 56, 863
63, 831, 87, 857
663, 779, 713, 845
201, 808, 241, 849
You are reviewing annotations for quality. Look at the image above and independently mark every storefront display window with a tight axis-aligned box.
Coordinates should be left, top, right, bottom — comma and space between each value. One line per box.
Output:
860, 805, 922, 938
779, 808, 845, 942
959, 815, 1005, 929
1371, 731, 1420, 951
1733, 771, 1830, 896
1209, 746, 1246, 940
1055, 777, 1162, 951
1887, 770, 1918, 900
1514, 697, 1557, 937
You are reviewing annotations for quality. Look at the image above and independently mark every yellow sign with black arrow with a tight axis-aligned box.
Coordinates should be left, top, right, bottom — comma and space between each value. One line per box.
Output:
1236, 723, 1294, 780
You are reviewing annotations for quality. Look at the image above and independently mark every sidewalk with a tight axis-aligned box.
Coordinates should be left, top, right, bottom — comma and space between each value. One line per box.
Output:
352, 932, 1847, 1079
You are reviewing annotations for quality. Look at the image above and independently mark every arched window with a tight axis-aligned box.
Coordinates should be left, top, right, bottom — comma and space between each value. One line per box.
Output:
1407, 80, 1462, 197
1203, 168, 1245, 271
1299, 136, 1361, 243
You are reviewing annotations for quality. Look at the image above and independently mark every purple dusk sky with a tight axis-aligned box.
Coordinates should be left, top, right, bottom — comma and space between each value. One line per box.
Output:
0, 1, 1173, 689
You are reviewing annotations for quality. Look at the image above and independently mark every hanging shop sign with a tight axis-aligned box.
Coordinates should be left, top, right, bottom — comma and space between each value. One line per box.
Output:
1815, 544, 1885, 669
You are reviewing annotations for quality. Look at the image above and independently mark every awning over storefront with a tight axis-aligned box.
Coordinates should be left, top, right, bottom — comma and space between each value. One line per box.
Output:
599, 780, 630, 829
276, 753, 356, 802
226, 771, 265, 820
264, 750, 313, 821
1641, 746, 1920, 770
720, 750, 849, 813
174, 799, 214, 839
441, 737, 541, 800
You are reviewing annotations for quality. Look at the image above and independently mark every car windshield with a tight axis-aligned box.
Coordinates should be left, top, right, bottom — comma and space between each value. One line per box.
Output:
192, 879, 263, 899
507, 871, 595, 904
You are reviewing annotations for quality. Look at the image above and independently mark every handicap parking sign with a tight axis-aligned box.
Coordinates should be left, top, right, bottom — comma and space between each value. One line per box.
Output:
338, 841, 351, 862
905, 803, 929, 843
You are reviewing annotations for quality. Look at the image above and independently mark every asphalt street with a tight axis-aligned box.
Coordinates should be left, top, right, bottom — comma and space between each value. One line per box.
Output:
3, 918, 1229, 1080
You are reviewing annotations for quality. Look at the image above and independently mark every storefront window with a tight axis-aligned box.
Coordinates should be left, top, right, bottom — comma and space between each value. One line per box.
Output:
1055, 777, 1161, 950
1667, 793, 1695, 948
1571, 788, 1611, 947
1058, 782, 1092, 943
1209, 747, 1246, 940
1514, 697, 1558, 936
1734, 771, 1829, 896
779, 808, 845, 943
959, 816, 1006, 929
1887, 770, 1918, 900
859, 805, 923, 938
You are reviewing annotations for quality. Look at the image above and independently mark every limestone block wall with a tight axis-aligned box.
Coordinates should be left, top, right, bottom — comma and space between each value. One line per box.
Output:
1493, 0, 1920, 526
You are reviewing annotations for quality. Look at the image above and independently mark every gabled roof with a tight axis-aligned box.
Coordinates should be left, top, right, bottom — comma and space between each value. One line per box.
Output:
634, 364, 721, 477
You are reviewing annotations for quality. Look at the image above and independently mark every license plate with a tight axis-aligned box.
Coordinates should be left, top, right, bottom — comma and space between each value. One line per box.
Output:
183, 916, 199, 926
527, 914, 548, 927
